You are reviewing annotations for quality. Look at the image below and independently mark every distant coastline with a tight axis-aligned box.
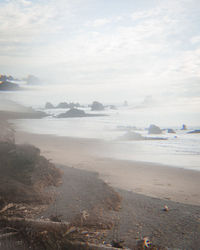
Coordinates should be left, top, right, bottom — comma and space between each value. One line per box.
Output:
0, 73, 41, 91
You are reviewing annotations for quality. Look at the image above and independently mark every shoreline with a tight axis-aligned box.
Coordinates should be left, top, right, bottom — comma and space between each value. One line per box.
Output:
1, 112, 199, 248
15, 130, 200, 206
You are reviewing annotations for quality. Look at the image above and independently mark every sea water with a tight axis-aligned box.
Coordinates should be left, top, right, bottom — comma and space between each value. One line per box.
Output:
1, 86, 200, 171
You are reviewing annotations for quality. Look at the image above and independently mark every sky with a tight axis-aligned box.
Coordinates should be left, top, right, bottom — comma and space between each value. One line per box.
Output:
0, 0, 200, 105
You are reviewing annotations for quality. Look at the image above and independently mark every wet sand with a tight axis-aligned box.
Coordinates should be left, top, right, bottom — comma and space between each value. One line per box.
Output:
41, 164, 200, 249
15, 131, 200, 206
14, 130, 200, 249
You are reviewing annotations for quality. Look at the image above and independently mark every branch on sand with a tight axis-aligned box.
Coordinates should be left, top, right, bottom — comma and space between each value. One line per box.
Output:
0, 216, 131, 250
0, 216, 71, 232
0, 203, 15, 214
0, 232, 18, 240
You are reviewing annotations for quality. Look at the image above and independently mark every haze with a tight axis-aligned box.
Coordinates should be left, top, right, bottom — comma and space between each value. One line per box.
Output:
0, 0, 200, 106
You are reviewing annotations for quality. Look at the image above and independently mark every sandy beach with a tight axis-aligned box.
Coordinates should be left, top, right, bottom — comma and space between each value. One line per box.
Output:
0, 109, 199, 248
14, 130, 200, 249
15, 131, 200, 206
1, 0, 200, 247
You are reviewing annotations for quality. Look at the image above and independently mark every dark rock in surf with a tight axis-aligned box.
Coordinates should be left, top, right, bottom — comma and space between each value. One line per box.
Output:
120, 131, 167, 141
167, 128, 176, 133
148, 124, 162, 134
45, 102, 55, 109
120, 131, 144, 140
145, 137, 167, 140
181, 124, 187, 130
91, 101, 104, 111
57, 108, 107, 118
55, 102, 81, 109
59, 108, 85, 117
69, 102, 81, 109
56, 102, 69, 109
187, 130, 200, 134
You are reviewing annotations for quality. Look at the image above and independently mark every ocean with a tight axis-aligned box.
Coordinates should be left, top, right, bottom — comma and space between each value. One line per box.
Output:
1, 86, 200, 171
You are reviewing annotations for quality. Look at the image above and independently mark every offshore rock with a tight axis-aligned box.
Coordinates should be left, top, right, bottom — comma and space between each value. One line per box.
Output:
167, 128, 176, 133
56, 102, 69, 109
181, 124, 187, 130
45, 102, 55, 109
188, 130, 200, 134
148, 124, 162, 134
57, 108, 106, 118
120, 131, 144, 140
91, 101, 104, 111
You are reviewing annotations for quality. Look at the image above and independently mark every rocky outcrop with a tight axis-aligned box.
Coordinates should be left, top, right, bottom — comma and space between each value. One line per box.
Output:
0, 81, 19, 91
187, 130, 200, 134
167, 128, 176, 133
181, 124, 187, 130
45, 102, 55, 109
91, 101, 104, 111
58, 108, 85, 117
120, 131, 167, 141
145, 137, 167, 140
0, 74, 15, 82
45, 102, 81, 109
148, 124, 162, 134
57, 102, 69, 109
120, 131, 144, 140
68, 102, 81, 109
57, 108, 106, 118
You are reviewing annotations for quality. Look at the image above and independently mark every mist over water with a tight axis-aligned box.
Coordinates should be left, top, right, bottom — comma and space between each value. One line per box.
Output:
1, 84, 200, 126
4, 86, 199, 171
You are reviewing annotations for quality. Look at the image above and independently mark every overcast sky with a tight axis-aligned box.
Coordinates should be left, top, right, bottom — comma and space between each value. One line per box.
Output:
0, 0, 200, 104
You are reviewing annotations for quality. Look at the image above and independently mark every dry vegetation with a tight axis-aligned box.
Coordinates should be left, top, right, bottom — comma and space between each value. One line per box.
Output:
0, 118, 164, 249
0, 142, 62, 204
0, 119, 122, 249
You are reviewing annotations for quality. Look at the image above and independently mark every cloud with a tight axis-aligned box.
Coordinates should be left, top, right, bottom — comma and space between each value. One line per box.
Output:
91, 18, 111, 27
0, 1, 56, 37
0, 0, 199, 103
190, 36, 200, 44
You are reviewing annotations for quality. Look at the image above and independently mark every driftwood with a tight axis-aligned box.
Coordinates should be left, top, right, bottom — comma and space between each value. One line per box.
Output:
0, 216, 76, 249
0, 216, 131, 250
0, 232, 18, 240
0, 203, 15, 214
0, 216, 71, 232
